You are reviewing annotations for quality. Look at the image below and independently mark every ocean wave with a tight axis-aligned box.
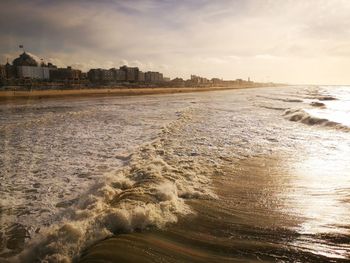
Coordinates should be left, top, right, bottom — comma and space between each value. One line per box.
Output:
9, 108, 216, 263
317, 96, 338, 101
310, 102, 326, 108
305, 90, 338, 101
257, 105, 288, 111
256, 95, 303, 103
283, 109, 349, 131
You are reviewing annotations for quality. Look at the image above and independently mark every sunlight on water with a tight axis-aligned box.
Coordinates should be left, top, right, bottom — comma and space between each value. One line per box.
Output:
295, 156, 350, 234
290, 142, 350, 259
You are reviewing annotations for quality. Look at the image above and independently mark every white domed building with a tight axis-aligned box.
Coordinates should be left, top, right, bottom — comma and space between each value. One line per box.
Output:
14, 52, 50, 80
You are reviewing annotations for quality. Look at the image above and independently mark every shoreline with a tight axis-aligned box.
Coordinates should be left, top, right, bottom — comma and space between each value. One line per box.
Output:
0, 85, 269, 101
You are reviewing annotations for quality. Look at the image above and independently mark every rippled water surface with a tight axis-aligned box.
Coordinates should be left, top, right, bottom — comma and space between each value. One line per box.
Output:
1, 86, 350, 262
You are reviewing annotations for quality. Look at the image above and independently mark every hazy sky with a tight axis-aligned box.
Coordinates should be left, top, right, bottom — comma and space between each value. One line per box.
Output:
1, 0, 350, 84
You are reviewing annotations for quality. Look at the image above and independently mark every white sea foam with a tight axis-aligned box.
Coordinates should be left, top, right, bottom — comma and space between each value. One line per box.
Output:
0, 96, 192, 260
11, 108, 216, 263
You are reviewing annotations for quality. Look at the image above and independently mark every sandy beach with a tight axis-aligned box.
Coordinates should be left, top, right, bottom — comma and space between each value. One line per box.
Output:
0, 85, 266, 101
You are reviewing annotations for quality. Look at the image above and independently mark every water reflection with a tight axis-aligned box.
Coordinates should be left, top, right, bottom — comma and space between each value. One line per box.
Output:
285, 141, 350, 259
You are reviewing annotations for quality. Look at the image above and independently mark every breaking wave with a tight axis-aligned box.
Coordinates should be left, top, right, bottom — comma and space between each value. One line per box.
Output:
305, 88, 338, 101
310, 102, 326, 108
283, 109, 350, 131
256, 95, 303, 103
314, 95, 337, 101
9, 108, 216, 263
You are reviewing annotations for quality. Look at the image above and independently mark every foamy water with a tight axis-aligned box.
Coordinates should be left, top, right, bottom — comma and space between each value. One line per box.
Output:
1, 86, 350, 262
305, 86, 350, 127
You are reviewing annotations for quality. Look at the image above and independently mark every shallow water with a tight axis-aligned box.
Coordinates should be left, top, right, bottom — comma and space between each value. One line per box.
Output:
1, 86, 350, 262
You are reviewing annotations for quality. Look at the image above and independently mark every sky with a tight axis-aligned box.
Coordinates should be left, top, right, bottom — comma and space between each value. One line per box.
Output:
1, 0, 350, 84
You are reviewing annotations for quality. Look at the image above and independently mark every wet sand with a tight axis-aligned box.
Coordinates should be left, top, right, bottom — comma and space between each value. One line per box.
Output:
79, 153, 350, 263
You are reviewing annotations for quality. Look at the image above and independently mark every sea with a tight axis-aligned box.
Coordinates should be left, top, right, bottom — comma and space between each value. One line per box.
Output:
0, 85, 349, 262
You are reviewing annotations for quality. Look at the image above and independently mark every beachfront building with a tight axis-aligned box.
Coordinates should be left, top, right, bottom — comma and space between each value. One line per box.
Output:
88, 68, 125, 83
4, 62, 16, 79
120, 66, 139, 82
190, 75, 210, 84
145, 71, 163, 83
87, 66, 165, 84
211, 78, 223, 85
109, 68, 126, 82
87, 69, 101, 83
12, 52, 50, 80
50, 66, 82, 81
87, 68, 112, 83
138, 71, 145, 82
88, 67, 138, 83
7, 63, 15, 79
236, 79, 243, 85
13, 52, 38, 67
100, 69, 114, 82
170, 77, 185, 87
0, 65, 6, 79
17, 66, 50, 80
114, 68, 126, 81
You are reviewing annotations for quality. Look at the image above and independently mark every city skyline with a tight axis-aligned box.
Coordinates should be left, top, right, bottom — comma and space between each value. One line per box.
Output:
2, 50, 253, 86
1, 0, 350, 84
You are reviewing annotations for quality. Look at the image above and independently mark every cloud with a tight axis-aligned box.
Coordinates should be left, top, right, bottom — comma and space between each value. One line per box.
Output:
1, 0, 350, 83
255, 54, 281, 60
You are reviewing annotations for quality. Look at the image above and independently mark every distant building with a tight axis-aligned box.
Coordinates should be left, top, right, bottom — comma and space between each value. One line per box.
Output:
100, 69, 114, 82
163, 77, 171, 82
171, 77, 185, 86
190, 75, 209, 84
109, 68, 126, 82
17, 66, 50, 80
145, 71, 163, 83
13, 52, 38, 67
115, 69, 126, 81
87, 69, 101, 83
12, 52, 50, 80
0, 65, 6, 79
87, 66, 165, 84
236, 79, 243, 85
138, 71, 145, 82
88, 68, 125, 83
81, 72, 88, 80
5, 62, 16, 79
120, 66, 139, 82
50, 66, 82, 81
211, 78, 222, 84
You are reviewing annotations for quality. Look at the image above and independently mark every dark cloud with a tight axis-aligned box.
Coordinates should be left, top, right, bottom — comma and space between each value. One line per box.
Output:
0, 1, 101, 54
